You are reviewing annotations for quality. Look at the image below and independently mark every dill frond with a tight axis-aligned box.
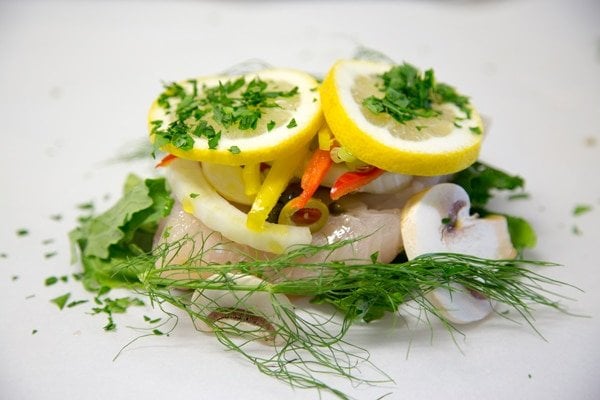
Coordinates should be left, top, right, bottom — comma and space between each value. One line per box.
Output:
110, 236, 577, 399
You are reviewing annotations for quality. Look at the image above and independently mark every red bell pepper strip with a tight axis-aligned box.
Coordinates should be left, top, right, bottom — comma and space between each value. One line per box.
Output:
289, 149, 333, 209
330, 167, 385, 200
155, 153, 177, 168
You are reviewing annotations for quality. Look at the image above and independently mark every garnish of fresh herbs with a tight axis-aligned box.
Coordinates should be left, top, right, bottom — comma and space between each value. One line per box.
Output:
362, 62, 473, 124
150, 77, 299, 153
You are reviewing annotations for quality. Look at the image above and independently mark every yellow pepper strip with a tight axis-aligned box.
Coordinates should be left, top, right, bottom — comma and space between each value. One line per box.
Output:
242, 163, 262, 196
318, 124, 333, 151
246, 148, 309, 231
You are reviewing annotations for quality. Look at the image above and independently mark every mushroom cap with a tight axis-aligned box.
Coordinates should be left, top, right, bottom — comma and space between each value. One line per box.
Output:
401, 183, 516, 260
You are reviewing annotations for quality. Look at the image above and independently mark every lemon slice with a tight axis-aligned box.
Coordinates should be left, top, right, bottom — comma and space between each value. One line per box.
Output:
201, 162, 255, 206
149, 68, 323, 165
320, 59, 484, 176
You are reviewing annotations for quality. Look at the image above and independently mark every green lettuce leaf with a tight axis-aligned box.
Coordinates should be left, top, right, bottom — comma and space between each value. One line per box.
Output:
70, 175, 173, 290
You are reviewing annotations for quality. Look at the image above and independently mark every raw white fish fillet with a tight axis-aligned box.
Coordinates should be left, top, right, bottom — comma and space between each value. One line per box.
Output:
279, 206, 403, 280
153, 202, 271, 281
154, 201, 403, 282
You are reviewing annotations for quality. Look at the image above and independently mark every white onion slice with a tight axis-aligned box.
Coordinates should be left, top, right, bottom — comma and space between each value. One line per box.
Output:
165, 159, 312, 254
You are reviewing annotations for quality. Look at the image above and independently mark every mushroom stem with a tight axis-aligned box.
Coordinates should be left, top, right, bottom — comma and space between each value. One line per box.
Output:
207, 309, 277, 340
190, 273, 295, 345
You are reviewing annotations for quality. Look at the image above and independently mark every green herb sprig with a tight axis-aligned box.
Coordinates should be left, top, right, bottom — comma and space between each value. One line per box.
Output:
114, 236, 574, 399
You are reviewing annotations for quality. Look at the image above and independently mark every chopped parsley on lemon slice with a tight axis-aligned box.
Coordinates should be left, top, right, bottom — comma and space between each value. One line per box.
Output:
320, 59, 484, 176
148, 68, 323, 165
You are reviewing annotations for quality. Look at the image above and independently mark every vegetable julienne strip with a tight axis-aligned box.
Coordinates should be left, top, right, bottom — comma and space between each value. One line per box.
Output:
289, 148, 332, 209
107, 235, 575, 399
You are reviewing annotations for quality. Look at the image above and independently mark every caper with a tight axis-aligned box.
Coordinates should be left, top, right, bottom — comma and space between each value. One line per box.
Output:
328, 201, 345, 216
266, 183, 302, 223
278, 198, 330, 233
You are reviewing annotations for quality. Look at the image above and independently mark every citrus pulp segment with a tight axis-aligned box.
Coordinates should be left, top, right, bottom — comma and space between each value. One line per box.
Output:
320, 59, 484, 176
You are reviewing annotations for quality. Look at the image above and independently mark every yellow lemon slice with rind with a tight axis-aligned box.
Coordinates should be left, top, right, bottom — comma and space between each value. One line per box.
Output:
149, 68, 323, 165
320, 59, 484, 176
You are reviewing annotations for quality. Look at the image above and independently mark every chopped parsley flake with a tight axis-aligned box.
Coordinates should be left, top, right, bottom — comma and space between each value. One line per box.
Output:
144, 315, 162, 324
287, 118, 297, 128
44, 251, 58, 259
104, 320, 116, 331
72, 273, 84, 281
77, 202, 95, 211
469, 126, 482, 134
50, 214, 63, 221
508, 193, 530, 201
16, 229, 29, 237
67, 300, 89, 308
32, 329, 38, 335
267, 120, 276, 131
45, 276, 59, 286
228, 145, 241, 154
573, 204, 592, 216
51, 293, 71, 310
189, 193, 200, 199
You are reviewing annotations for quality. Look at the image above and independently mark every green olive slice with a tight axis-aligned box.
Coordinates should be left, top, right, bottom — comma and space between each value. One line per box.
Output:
278, 198, 330, 233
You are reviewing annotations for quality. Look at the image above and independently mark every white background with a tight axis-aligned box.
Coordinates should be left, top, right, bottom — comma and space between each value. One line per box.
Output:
1, 0, 599, 399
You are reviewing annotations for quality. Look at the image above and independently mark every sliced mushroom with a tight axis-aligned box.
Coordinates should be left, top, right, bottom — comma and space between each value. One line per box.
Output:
426, 282, 497, 324
401, 183, 517, 324
190, 273, 294, 345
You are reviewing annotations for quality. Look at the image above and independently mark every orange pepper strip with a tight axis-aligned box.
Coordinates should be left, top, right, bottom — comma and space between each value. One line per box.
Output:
330, 167, 385, 200
155, 153, 177, 168
289, 149, 333, 209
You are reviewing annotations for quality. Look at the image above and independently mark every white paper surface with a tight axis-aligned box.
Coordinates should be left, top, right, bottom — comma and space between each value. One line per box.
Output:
1, 1, 599, 399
